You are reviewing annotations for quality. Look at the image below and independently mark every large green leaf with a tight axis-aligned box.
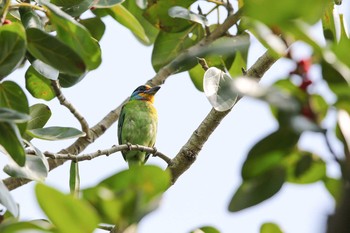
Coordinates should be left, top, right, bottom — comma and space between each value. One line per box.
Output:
106, 4, 150, 44
0, 180, 19, 217
35, 183, 99, 233
44, 1, 102, 70
0, 81, 29, 114
19, 6, 44, 29
26, 28, 86, 75
241, 129, 300, 179
0, 122, 25, 166
27, 103, 52, 130
144, 0, 195, 32
52, 0, 94, 17
0, 107, 30, 123
123, 0, 158, 45
168, 6, 208, 26
152, 24, 204, 71
83, 165, 170, 228
244, 0, 328, 26
228, 166, 286, 212
26, 126, 85, 140
79, 17, 106, 41
0, 23, 26, 80
0, 81, 29, 135
25, 66, 55, 101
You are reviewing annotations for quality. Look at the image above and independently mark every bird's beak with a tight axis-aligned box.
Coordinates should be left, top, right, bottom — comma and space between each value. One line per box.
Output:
146, 86, 161, 95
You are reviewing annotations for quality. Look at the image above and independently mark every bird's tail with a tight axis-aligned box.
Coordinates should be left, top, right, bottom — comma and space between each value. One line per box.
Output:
128, 160, 142, 167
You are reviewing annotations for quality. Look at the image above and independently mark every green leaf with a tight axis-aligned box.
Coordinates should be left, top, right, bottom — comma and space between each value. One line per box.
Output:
169, 6, 208, 26
309, 94, 328, 124
27, 103, 52, 130
26, 28, 86, 75
94, 0, 124, 8
58, 72, 87, 88
26, 126, 85, 141
0, 180, 19, 217
4, 140, 49, 181
44, 1, 102, 70
0, 107, 30, 123
228, 166, 286, 212
242, 129, 300, 179
79, 17, 106, 41
203, 67, 238, 112
25, 66, 56, 101
144, 0, 195, 32
0, 122, 25, 166
83, 165, 170, 228
0, 23, 26, 80
31, 59, 59, 81
260, 222, 284, 233
69, 161, 80, 198
189, 63, 205, 91
123, 0, 159, 45
106, 4, 150, 44
332, 33, 350, 69
190, 226, 221, 233
152, 24, 204, 71
0, 81, 29, 115
4, 154, 48, 182
228, 52, 247, 78
24, 103, 52, 141
57, 0, 94, 17
19, 6, 44, 29
35, 183, 99, 233
0, 220, 53, 233
286, 152, 326, 184
321, 59, 349, 95
244, 0, 328, 26
323, 176, 343, 202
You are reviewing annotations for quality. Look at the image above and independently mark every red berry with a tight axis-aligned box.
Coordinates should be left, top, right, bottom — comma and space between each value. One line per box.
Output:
299, 79, 313, 91
301, 104, 316, 121
3, 19, 12, 25
298, 59, 312, 74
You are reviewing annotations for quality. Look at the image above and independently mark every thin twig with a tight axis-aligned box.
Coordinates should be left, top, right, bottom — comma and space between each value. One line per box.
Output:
0, 0, 11, 24
323, 130, 342, 163
197, 57, 209, 71
43, 144, 172, 165
51, 80, 91, 139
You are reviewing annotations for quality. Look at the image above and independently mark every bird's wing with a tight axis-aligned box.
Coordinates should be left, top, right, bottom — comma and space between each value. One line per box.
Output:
117, 105, 126, 146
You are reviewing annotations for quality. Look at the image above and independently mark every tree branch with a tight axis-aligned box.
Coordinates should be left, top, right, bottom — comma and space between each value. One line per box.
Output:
168, 50, 278, 184
3, 9, 243, 190
51, 80, 91, 139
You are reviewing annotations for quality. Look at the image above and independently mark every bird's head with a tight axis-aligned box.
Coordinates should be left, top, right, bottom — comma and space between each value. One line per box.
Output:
130, 85, 161, 103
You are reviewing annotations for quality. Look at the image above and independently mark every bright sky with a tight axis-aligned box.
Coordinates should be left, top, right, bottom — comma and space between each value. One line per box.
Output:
1, 1, 350, 233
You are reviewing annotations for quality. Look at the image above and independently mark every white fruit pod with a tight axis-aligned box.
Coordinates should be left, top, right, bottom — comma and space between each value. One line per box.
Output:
203, 67, 238, 112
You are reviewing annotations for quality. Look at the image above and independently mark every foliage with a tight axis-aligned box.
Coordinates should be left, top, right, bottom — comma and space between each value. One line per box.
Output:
0, 0, 349, 232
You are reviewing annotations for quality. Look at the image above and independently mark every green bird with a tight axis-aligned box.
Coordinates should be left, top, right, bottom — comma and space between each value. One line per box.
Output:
118, 85, 161, 167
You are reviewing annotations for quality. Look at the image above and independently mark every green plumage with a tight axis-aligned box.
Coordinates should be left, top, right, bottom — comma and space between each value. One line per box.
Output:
118, 85, 159, 167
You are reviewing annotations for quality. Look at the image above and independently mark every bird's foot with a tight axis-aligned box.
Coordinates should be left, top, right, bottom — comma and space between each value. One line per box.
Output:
126, 142, 132, 151
152, 146, 158, 157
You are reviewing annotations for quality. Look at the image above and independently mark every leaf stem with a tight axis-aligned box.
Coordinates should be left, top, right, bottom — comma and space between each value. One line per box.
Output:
9, 3, 46, 12
0, 0, 11, 24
